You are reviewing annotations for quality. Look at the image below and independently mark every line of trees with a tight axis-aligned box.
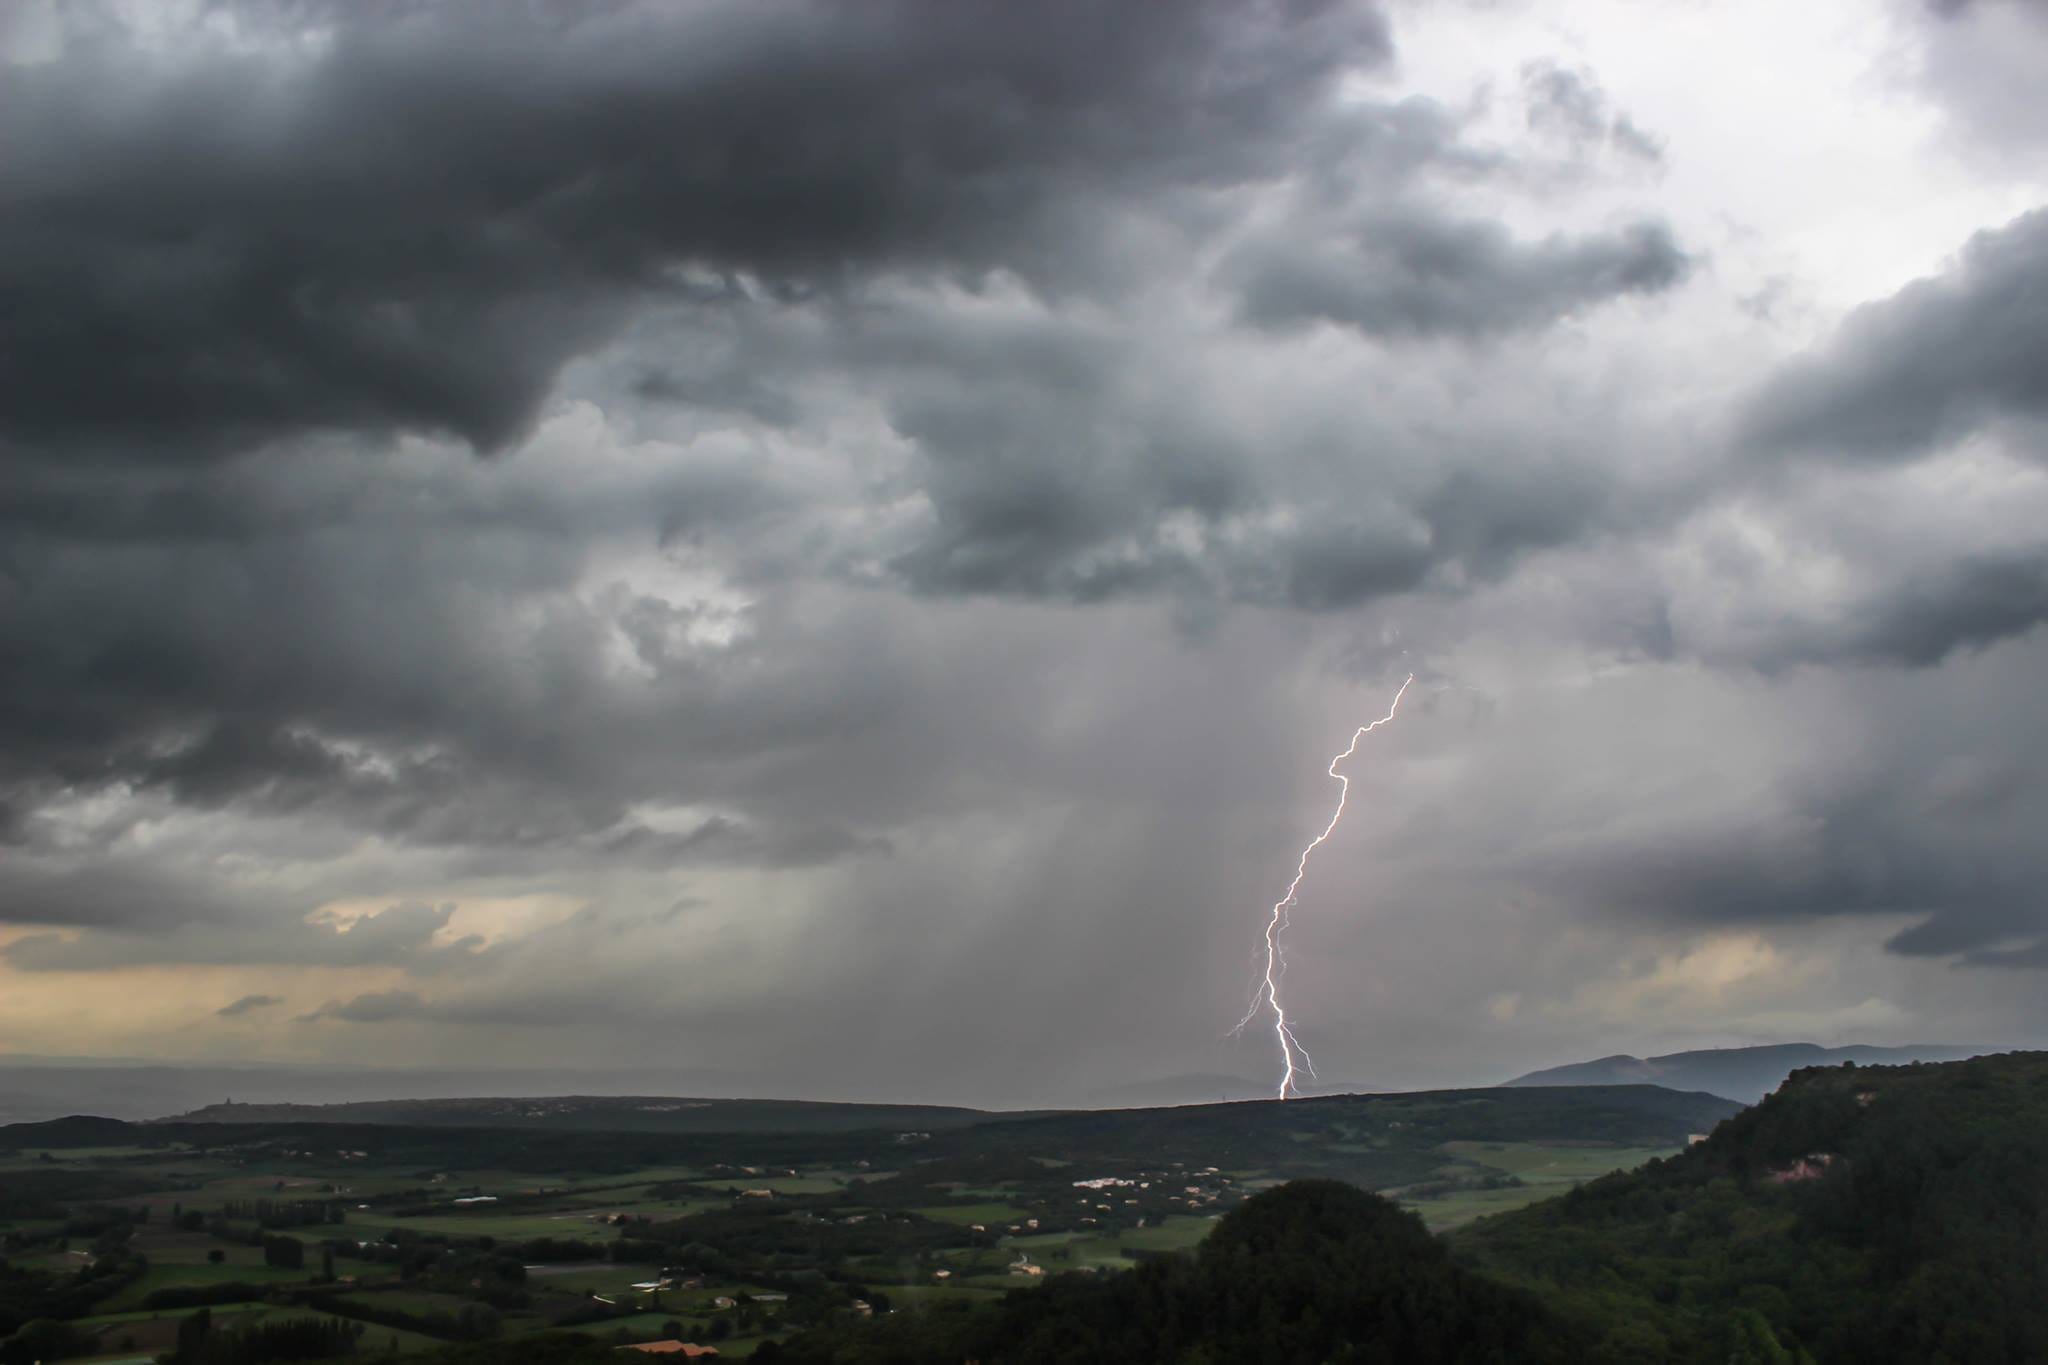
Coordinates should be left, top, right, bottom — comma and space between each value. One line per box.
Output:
168, 1307, 366, 1365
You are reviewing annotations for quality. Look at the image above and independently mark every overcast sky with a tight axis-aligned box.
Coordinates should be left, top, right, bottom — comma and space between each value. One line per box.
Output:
4, 0, 2046, 1108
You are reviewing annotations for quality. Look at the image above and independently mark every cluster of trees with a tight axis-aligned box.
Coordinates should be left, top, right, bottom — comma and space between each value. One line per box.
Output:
0, 1223, 147, 1337
312, 1291, 504, 1341
218, 1198, 347, 1229
168, 1307, 365, 1365
496, 1236, 606, 1264
0, 1317, 99, 1365
1401, 1172, 1526, 1200
262, 1234, 305, 1270
0, 1168, 160, 1222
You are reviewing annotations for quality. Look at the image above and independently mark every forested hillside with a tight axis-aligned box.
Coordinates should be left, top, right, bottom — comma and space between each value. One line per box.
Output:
1460, 1050, 2048, 1362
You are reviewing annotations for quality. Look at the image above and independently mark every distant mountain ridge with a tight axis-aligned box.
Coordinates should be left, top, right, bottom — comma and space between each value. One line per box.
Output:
1505, 1042, 1990, 1103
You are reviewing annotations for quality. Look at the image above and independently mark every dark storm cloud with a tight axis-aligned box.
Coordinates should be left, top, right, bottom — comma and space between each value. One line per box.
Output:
1907, 0, 2048, 163
1550, 809, 2023, 928
0, 438, 788, 838
1681, 545, 2048, 674
1229, 212, 1689, 338
1744, 207, 2048, 460
217, 993, 283, 1017
1960, 938, 2048, 970
1812, 551, 2048, 668
5, 0, 2045, 1101
1520, 60, 1664, 165
1528, 736, 2048, 963
0, 860, 259, 930
877, 347, 1617, 610
880, 361, 1245, 602
0, 0, 1493, 870
842, 264, 1652, 609
0, 0, 1389, 466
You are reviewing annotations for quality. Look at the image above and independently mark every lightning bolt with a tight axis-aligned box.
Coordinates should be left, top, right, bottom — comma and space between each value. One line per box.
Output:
1235, 674, 1414, 1100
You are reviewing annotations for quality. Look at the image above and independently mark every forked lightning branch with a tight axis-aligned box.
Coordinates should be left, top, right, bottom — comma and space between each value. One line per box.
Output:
1235, 675, 1414, 1099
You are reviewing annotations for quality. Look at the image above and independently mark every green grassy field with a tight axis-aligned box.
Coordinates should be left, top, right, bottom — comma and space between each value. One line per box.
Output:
1439, 1140, 1677, 1182
345, 1209, 617, 1240
1000, 1229, 1084, 1249
911, 1202, 1028, 1225
1406, 1184, 1564, 1230
100, 1260, 312, 1311
1393, 1141, 1681, 1231
74, 1302, 272, 1327
134, 1231, 274, 1265
333, 1288, 475, 1317
1115, 1216, 1218, 1252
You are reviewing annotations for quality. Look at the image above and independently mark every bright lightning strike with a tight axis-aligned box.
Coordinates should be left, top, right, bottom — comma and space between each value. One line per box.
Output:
1235, 674, 1414, 1100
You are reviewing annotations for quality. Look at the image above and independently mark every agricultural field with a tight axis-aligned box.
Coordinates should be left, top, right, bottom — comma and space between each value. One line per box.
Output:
909, 1201, 1028, 1226
0, 1083, 1736, 1361
100, 1260, 313, 1312
1392, 1140, 1684, 1230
